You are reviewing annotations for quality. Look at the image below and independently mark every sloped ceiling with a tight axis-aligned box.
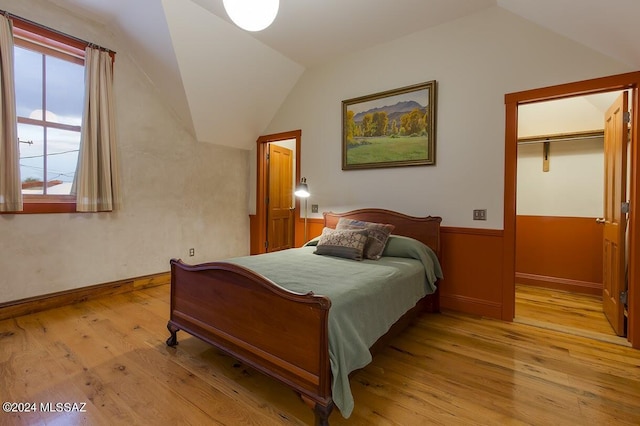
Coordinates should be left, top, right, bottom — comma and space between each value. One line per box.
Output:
45, 0, 640, 150
497, 0, 640, 72
161, 0, 304, 148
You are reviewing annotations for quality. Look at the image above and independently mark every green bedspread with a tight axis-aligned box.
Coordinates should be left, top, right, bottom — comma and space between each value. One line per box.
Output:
227, 235, 442, 418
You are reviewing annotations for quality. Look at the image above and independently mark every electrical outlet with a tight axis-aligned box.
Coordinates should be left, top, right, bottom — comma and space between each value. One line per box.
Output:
311, 204, 318, 213
189, 248, 195, 256
473, 209, 487, 221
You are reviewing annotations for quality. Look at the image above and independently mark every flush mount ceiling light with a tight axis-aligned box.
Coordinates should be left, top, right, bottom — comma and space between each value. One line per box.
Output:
223, 0, 279, 32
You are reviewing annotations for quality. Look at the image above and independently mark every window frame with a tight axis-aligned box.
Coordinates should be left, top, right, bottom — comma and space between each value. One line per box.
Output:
11, 18, 86, 214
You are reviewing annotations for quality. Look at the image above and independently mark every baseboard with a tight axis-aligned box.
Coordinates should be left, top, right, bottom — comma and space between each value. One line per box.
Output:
515, 272, 602, 295
440, 294, 503, 319
0, 272, 170, 321
513, 317, 631, 347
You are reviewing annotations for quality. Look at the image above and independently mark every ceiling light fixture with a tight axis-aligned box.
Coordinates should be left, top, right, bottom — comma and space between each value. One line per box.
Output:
223, 0, 279, 32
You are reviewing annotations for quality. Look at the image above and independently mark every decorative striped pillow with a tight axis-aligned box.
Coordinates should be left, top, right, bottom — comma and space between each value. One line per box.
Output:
314, 227, 369, 260
336, 218, 395, 260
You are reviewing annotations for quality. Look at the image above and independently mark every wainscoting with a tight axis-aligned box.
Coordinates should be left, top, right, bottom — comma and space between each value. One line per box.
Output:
439, 227, 504, 319
251, 214, 507, 320
516, 215, 603, 295
0, 216, 608, 333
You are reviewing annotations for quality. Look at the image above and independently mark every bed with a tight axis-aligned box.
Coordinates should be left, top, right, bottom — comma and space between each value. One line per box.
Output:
166, 208, 442, 425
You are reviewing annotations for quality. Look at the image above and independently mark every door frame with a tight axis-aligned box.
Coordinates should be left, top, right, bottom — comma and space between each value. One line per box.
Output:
256, 129, 302, 255
503, 71, 640, 348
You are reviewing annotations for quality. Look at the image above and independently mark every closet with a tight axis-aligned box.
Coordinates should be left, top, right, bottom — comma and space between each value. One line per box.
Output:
514, 92, 627, 337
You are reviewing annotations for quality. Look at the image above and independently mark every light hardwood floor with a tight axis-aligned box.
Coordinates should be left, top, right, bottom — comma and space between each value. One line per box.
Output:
1, 284, 640, 425
514, 284, 628, 345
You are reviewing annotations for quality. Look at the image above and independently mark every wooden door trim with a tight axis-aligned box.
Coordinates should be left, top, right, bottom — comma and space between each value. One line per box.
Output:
256, 130, 301, 255
504, 71, 640, 348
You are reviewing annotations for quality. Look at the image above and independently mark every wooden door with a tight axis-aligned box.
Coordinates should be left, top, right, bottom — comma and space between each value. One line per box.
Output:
602, 91, 628, 336
267, 144, 294, 252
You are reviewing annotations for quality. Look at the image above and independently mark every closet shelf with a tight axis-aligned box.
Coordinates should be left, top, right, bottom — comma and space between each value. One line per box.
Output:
518, 129, 604, 145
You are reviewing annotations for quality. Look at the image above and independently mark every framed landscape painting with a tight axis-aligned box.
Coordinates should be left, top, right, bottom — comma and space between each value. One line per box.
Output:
342, 81, 437, 170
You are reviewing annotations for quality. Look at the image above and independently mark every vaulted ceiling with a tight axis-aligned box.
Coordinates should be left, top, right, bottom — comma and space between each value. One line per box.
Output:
46, 0, 640, 150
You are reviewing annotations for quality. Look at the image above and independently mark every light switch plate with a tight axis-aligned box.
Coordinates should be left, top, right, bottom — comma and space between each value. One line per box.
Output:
473, 209, 487, 220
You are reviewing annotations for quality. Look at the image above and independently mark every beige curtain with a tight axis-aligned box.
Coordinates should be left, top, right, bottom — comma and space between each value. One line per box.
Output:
0, 15, 21, 212
73, 47, 120, 212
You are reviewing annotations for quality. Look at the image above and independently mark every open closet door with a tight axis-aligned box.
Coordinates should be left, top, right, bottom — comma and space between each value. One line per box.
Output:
267, 143, 294, 252
602, 91, 628, 336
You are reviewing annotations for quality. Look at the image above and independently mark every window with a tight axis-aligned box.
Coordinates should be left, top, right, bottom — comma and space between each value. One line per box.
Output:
12, 20, 86, 213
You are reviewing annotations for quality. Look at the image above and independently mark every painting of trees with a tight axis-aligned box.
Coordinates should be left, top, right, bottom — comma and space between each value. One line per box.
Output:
342, 81, 437, 169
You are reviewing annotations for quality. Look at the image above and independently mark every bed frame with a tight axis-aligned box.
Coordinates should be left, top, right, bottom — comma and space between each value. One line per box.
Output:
166, 208, 442, 425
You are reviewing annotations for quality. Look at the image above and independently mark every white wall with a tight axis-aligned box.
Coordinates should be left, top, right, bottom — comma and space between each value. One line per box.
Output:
514, 94, 621, 284
517, 138, 604, 217
0, 0, 249, 303
518, 93, 621, 138
515, 92, 625, 218
260, 6, 631, 228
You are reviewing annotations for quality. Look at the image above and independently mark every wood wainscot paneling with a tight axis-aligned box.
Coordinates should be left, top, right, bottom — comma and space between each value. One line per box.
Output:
440, 227, 505, 320
301, 218, 324, 246
250, 219, 507, 320
249, 214, 261, 255
515, 216, 603, 295
250, 215, 324, 253
0, 272, 170, 321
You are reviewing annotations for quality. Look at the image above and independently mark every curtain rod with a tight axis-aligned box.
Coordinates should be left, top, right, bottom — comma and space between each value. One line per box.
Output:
1, 9, 116, 54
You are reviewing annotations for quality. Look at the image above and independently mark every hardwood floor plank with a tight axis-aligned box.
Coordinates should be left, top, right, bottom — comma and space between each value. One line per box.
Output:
15, 307, 155, 425
383, 333, 581, 424
1, 312, 117, 426
88, 291, 305, 425
515, 284, 618, 337
1, 284, 639, 425
350, 362, 523, 426
93, 294, 302, 425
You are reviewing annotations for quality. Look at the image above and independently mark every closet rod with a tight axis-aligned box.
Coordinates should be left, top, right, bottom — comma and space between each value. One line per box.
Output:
518, 134, 604, 145
517, 130, 604, 145
0, 9, 115, 54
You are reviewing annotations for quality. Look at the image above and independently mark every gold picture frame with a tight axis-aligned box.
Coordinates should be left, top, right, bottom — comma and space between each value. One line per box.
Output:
342, 81, 437, 170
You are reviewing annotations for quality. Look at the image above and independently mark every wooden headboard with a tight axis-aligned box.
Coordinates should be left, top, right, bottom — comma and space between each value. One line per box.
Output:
323, 208, 442, 257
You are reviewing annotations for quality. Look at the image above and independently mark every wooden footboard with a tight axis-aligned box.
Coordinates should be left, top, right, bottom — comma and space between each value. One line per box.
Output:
167, 259, 334, 422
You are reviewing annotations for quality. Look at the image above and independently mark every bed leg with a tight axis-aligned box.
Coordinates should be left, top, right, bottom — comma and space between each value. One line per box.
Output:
313, 402, 333, 426
301, 395, 333, 426
166, 321, 179, 347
